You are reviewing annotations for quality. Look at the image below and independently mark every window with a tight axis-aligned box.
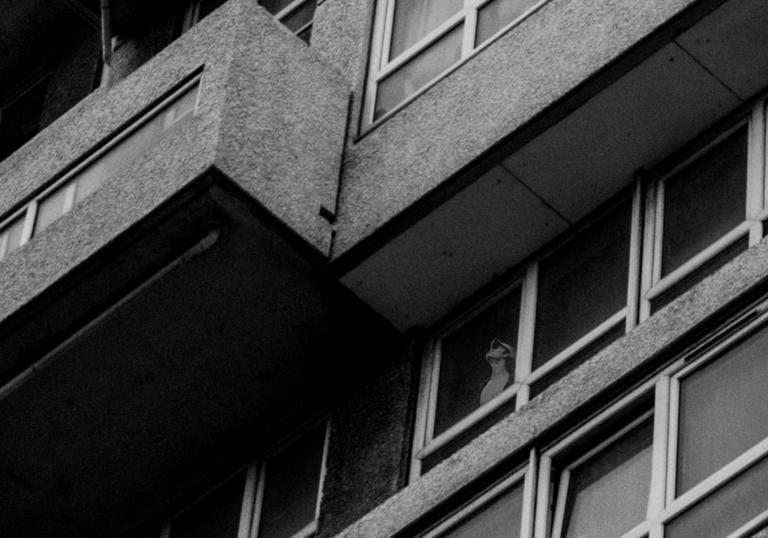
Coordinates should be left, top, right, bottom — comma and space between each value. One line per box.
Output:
158, 418, 329, 538
363, 0, 548, 129
423, 455, 535, 538
412, 191, 641, 477
0, 75, 200, 263
538, 308, 768, 538
413, 100, 768, 478
641, 105, 767, 314
185, 0, 316, 43
0, 75, 49, 162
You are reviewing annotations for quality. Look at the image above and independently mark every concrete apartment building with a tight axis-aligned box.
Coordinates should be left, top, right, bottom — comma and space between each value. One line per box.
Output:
3, 0, 768, 536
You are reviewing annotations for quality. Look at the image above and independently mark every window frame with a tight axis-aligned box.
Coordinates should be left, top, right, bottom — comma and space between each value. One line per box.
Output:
536, 301, 768, 538
411, 186, 643, 480
422, 451, 537, 538
639, 101, 768, 319
362, 0, 551, 132
161, 415, 331, 538
0, 72, 202, 264
184, 0, 316, 41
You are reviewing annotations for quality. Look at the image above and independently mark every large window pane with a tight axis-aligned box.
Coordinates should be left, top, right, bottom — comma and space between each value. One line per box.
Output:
533, 201, 631, 370
662, 126, 747, 275
375, 24, 463, 120
666, 455, 768, 538
171, 470, 245, 538
676, 325, 768, 495
476, 0, 540, 47
562, 419, 653, 538
435, 287, 521, 436
438, 482, 524, 538
36, 185, 71, 233
258, 422, 326, 538
389, 0, 463, 60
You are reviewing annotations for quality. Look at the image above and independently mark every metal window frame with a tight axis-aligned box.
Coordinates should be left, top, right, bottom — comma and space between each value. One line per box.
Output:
639, 101, 767, 320
184, 0, 316, 38
362, 0, 551, 131
422, 450, 537, 538
411, 187, 641, 479
0, 73, 202, 263
536, 303, 768, 538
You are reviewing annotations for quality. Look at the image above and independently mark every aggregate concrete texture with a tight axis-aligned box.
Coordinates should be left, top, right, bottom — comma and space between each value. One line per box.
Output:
332, 0, 704, 257
0, 0, 347, 325
332, 237, 768, 537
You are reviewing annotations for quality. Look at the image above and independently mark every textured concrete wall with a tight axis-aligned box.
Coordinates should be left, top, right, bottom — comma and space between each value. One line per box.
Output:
0, 0, 346, 325
318, 339, 419, 538
332, 236, 768, 537
331, 0, 707, 257
41, 30, 101, 129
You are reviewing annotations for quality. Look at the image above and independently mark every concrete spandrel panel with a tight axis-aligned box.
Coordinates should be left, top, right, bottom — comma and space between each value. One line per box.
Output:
503, 43, 740, 222
677, 0, 768, 101
341, 166, 568, 330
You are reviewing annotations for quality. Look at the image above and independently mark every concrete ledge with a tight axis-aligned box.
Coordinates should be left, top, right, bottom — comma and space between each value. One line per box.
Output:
0, 0, 348, 327
333, 237, 768, 537
332, 0, 711, 257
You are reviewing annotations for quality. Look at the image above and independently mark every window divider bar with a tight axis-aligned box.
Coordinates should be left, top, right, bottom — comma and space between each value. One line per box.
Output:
315, 419, 332, 519
248, 461, 267, 538
515, 263, 538, 403
652, 179, 665, 285
549, 471, 570, 538
533, 455, 552, 538
409, 341, 435, 482
664, 377, 680, 507
237, 464, 259, 538
647, 375, 670, 519
461, 7, 477, 57
746, 101, 766, 222
640, 177, 657, 322
626, 178, 644, 330
20, 201, 37, 245
521, 450, 538, 538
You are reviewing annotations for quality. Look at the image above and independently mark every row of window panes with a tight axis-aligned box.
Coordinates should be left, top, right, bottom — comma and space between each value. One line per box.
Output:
412, 103, 767, 477
363, 0, 549, 129
0, 78, 200, 264
423, 312, 768, 537
187, 0, 316, 43
152, 419, 329, 538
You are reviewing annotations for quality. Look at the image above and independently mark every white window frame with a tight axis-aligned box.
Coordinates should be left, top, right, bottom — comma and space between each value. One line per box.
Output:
0, 73, 202, 263
161, 415, 331, 538
410, 186, 643, 480
639, 101, 768, 320
185, 0, 316, 39
362, 0, 550, 131
536, 300, 768, 538
423, 450, 537, 538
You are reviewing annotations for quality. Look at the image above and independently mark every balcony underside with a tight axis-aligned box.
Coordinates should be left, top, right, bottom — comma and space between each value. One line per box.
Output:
0, 175, 395, 538
337, 0, 768, 330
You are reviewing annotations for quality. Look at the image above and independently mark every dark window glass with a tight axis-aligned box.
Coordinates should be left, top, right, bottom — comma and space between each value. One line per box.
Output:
258, 422, 326, 538
666, 455, 768, 538
435, 287, 521, 436
562, 419, 653, 538
0, 215, 26, 261
280, 0, 315, 34
476, 0, 540, 47
0, 77, 48, 161
438, 482, 524, 538
375, 24, 463, 120
661, 126, 747, 276
260, 0, 295, 15
676, 325, 768, 495
198, 0, 226, 19
389, 0, 463, 60
533, 201, 631, 370
171, 470, 245, 538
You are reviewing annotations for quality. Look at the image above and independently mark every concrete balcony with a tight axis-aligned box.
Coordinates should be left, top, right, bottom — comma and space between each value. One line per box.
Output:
0, 2, 394, 537
332, 0, 768, 331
